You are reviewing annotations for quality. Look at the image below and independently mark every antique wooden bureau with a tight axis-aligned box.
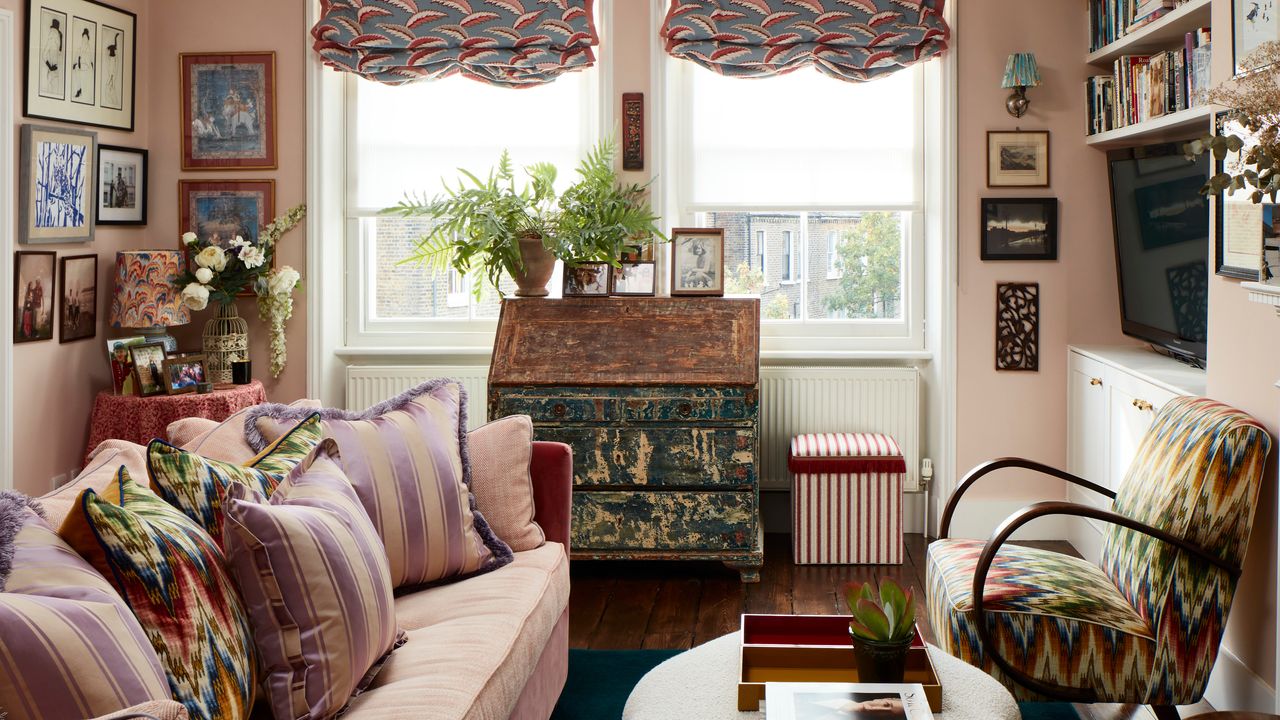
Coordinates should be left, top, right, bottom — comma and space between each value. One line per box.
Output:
488, 297, 763, 581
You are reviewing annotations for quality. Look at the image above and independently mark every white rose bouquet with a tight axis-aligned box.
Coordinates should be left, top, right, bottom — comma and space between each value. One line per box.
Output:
177, 204, 307, 377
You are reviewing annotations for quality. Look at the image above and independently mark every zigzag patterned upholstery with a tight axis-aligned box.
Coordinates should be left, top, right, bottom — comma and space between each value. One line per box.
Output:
927, 396, 1271, 704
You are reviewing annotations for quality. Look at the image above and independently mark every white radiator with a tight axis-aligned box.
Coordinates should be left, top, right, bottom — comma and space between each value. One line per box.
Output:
344, 364, 921, 489
345, 365, 490, 430
759, 367, 921, 491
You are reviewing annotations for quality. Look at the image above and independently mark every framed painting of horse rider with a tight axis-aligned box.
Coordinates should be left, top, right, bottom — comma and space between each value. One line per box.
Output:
179, 51, 277, 170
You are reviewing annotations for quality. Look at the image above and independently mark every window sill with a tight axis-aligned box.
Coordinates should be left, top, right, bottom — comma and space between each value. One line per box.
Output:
779, 279, 800, 286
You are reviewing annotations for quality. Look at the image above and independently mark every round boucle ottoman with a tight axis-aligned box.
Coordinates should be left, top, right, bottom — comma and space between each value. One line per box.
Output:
622, 631, 1020, 720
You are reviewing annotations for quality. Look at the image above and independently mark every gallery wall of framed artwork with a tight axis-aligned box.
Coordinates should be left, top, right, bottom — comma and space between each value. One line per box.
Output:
24, 0, 136, 131
19, 124, 96, 244
180, 51, 278, 170
96, 144, 145, 225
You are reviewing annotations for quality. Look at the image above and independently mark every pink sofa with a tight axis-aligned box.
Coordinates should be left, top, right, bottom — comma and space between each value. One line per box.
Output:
44, 434, 574, 720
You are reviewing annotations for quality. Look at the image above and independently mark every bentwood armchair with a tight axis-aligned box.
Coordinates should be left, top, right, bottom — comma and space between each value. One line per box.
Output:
926, 397, 1272, 719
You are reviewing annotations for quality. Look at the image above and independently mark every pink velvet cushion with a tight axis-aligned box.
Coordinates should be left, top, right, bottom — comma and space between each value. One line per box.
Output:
244, 380, 513, 588
468, 415, 545, 552
223, 440, 403, 720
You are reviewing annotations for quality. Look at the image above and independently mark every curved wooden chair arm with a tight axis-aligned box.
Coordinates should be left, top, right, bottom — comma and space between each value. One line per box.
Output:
969, 500, 1240, 701
938, 458, 1116, 539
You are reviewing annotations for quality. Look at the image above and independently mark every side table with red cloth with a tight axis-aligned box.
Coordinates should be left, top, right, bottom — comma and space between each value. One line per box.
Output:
84, 380, 268, 463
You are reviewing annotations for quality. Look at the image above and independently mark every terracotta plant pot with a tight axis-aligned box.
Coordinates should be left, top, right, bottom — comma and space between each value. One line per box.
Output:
849, 630, 913, 684
513, 233, 556, 297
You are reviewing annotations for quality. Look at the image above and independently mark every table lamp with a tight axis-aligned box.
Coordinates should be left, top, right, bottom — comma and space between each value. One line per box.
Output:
1001, 52, 1040, 119
109, 250, 190, 352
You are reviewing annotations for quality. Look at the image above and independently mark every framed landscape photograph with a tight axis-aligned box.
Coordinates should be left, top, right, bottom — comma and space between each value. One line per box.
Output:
987, 130, 1050, 188
1233, 0, 1280, 75
610, 261, 656, 296
178, 178, 275, 254
162, 354, 206, 395
129, 341, 167, 397
59, 253, 97, 342
14, 251, 56, 343
563, 263, 610, 297
980, 198, 1058, 261
180, 52, 277, 170
670, 228, 725, 297
96, 144, 145, 225
20, 124, 96, 244
24, 0, 136, 130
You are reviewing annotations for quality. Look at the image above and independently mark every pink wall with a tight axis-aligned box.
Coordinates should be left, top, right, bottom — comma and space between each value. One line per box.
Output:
4, 0, 151, 495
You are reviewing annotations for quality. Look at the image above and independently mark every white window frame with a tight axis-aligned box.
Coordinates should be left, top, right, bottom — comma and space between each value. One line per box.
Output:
826, 230, 842, 279
781, 230, 798, 284
755, 228, 767, 280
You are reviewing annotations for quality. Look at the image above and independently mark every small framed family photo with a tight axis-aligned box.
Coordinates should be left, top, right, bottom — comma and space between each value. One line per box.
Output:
59, 253, 97, 342
24, 0, 137, 130
563, 263, 610, 297
180, 51, 277, 170
610, 261, 656, 296
14, 250, 56, 343
106, 335, 144, 394
980, 198, 1058, 261
129, 341, 167, 397
987, 130, 1050, 188
162, 353, 206, 395
670, 228, 724, 297
96, 144, 146, 225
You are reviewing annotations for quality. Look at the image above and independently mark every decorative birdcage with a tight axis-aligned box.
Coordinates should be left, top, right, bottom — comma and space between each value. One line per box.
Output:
202, 304, 249, 384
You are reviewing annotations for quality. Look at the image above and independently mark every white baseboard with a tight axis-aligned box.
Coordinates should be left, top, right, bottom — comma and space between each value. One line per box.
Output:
942, 499, 1069, 541
1204, 644, 1275, 712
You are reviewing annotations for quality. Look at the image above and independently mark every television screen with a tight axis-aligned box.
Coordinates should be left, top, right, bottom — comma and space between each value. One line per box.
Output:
1108, 142, 1210, 363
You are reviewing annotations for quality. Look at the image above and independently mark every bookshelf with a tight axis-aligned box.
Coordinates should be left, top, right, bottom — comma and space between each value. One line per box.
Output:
1085, 105, 1213, 148
1086, 0, 1213, 66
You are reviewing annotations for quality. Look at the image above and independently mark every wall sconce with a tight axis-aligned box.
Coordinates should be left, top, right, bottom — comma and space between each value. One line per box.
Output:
1002, 52, 1040, 119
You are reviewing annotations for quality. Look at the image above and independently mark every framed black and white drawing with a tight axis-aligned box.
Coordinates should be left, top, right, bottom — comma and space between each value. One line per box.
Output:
96, 144, 145, 225
24, 0, 136, 130
1233, 0, 1280, 75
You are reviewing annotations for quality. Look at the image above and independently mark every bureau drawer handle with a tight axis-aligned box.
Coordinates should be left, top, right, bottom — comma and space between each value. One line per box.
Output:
1131, 398, 1153, 412
552, 403, 567, 418
1090, 377, 1103, 386
678, 403, 693, 417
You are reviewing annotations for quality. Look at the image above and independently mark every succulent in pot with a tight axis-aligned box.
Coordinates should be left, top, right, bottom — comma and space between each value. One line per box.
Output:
843, 578, 917, 683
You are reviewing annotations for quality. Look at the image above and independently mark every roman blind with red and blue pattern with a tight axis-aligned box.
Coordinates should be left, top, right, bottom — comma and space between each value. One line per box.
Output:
660, 0, 949, 82
311, 0, 599, 87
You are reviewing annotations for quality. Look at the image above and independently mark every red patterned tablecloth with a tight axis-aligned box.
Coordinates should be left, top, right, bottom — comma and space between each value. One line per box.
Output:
85, 380, 267, 463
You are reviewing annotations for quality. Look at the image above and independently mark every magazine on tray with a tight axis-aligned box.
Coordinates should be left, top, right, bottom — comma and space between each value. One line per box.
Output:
764, 682, 933, 719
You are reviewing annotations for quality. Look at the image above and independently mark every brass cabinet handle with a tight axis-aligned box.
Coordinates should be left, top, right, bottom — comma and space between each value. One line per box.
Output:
1090, 377, 1103, 386
1131, 398, 1153, 412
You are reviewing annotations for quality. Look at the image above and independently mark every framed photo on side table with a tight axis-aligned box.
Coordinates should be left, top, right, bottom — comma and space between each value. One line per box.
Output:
20, 124, 96, 244
162, 354, 206, 395
180, 52, 277, 170
24, 0, 137, 130
987, 130, 1050, 188
980, 198, 1058, 261
610, 261, 656, 296
670, 228, 725, 297
96, 144, 146, 224
563, 263, 610, 297
14, 250, 56, 343
59, 253, 97, 342
128, 341, 167, 397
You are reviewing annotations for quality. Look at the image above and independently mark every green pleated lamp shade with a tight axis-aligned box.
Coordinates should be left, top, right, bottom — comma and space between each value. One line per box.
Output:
1001, 53, 1040, 89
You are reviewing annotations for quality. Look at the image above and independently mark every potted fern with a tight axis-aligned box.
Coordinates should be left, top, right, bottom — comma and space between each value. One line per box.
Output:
843, 578, 917, 683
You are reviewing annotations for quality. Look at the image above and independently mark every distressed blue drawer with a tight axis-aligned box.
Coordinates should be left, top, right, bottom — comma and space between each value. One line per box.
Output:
491, 395, 619, 422
572, 491, 757, 551
538, 426, 756, 488
623, 397, 720, 422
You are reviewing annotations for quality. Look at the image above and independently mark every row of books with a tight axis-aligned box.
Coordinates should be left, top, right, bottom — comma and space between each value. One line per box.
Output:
1086, 28, 1211, 136
1088, 0, 1191, 53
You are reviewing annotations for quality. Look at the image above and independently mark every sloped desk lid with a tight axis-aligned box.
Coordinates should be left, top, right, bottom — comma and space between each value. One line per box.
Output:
489, 297, 761, 387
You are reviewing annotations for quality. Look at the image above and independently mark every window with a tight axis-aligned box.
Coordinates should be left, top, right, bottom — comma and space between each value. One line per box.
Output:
664, 54, 925, 350
346, 49, 600, 341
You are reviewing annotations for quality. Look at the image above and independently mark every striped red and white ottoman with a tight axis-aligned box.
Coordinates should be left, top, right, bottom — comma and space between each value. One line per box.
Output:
788, 432, 906, 565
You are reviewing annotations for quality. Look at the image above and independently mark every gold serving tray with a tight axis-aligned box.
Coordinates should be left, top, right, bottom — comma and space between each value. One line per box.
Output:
737, 614, 942, 712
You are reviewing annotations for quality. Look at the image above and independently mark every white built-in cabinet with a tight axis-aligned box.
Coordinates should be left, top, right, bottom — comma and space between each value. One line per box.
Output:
1065, 346, 1206, 562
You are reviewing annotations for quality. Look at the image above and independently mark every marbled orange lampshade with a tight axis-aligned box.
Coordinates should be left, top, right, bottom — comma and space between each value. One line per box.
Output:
109, 251, 190, 329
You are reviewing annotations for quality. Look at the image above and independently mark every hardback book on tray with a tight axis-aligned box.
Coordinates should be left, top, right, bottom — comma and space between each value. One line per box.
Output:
764, 682, 934, 720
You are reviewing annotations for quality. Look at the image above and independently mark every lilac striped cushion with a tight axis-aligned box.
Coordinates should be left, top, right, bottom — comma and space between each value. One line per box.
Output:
223, 440, 403, 720
245, 380, 513, 588
0, 499, 172, 719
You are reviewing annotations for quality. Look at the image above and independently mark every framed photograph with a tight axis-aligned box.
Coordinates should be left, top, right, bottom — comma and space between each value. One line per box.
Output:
24, 0, 136, 130
563, 263, 610, 297
128, 341, 167, 397
59, 253, 97, 342
20, 124, 96, 244
610, 261, 656, 296
1214, 111, 1267, 279
764, 682, 934, 720
162, 354, 206, 395
96, 144, 145, 225
980, 198, 1058, 261
178, 178, 276, 252
670, 228, 725, 296
106, 335, 144, 394
180, 52, 277, 170
1233, 0, 1280, 75
987, 130, 1050, 188
14, 251, 56, 343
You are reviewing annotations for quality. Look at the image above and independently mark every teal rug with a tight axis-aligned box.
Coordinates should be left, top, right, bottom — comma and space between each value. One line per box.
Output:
551, 648, 1080, 719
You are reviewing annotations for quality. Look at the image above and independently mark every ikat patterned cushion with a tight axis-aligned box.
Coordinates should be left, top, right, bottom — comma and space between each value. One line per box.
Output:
59, 468, 257, 720
223, 439, 403, 720
147, 414, 322, 546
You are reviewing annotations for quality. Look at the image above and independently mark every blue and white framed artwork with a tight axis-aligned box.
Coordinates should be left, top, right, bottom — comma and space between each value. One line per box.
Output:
20, 124, 96, 244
